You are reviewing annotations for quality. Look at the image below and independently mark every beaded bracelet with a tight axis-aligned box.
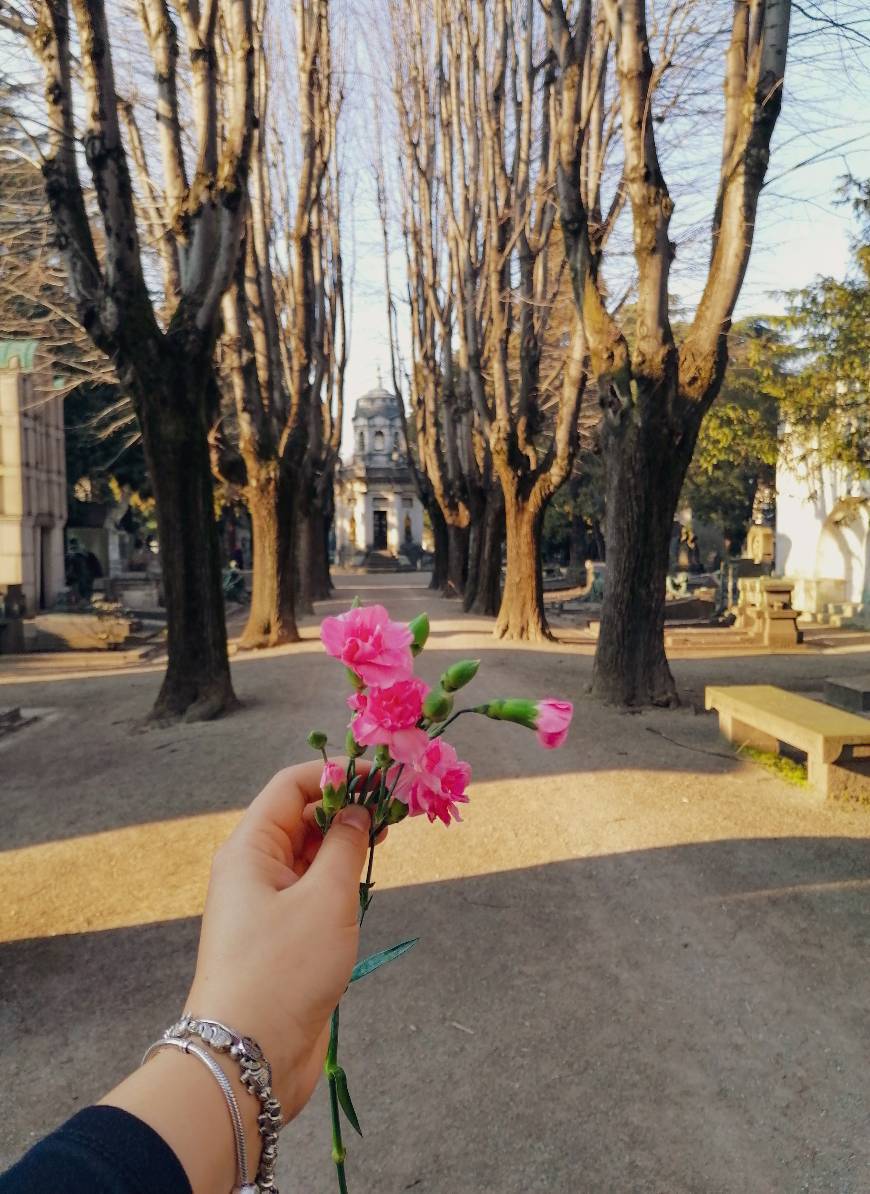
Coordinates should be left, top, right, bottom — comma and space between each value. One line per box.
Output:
163, 1015, 284, 1192
142, 1036, 258, 1193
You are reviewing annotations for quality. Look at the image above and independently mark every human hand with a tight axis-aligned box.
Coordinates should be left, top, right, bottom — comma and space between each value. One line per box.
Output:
186, 761, 374, 1123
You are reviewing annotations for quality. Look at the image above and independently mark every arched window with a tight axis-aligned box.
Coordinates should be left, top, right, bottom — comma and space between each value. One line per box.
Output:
393, 432, 400, 451
374, 430, 385, 451
357, 430, 365, 453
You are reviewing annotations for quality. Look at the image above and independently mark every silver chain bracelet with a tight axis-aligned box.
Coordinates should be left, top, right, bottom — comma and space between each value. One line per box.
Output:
163, 1015, 283, 1192
142, 1036, 258, 1194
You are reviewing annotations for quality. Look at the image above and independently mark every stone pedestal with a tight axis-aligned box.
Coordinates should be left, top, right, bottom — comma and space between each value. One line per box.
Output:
736, 577, 802, 646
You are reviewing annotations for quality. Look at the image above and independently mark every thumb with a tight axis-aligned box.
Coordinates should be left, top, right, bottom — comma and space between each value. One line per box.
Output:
307, 804, 371, 904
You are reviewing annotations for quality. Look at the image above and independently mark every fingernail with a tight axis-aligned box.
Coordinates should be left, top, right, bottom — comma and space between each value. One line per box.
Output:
336, 805, 370, 832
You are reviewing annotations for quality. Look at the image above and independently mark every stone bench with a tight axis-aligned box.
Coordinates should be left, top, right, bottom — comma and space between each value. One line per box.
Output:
705, 684, 870, 802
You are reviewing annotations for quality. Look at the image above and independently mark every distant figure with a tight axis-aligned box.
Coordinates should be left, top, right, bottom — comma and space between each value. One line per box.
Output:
677, 526, 702, 574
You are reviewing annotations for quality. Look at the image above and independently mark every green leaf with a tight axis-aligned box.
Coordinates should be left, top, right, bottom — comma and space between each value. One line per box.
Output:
350, 938, 419, 984
334, 1066, 363, 1136
314, 806, 329, 832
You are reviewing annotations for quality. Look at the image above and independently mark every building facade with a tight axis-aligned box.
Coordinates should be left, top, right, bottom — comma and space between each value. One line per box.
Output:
334, 382, 424, 561
775, 432, 869, 625
0, 340, 67, 614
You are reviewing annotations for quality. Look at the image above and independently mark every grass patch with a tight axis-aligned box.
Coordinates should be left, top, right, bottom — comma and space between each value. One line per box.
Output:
738, 746, 809, 787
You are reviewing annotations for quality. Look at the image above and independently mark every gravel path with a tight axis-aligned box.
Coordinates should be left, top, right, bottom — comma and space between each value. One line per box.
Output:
1, 574, 869, 1192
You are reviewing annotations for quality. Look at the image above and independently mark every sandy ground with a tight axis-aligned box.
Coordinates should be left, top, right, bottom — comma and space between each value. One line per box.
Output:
1, 574, 869, 1193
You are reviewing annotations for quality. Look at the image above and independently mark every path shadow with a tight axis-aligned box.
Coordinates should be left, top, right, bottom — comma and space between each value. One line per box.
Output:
1, 837, 868, 1192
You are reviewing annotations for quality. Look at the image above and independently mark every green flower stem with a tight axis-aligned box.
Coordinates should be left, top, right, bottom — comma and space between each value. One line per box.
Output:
326, 1004, 349, 1194
427, 706, 479, 739
327, 831, 379, 1193
327, 757, 404, 1190
360, 835, 376, 924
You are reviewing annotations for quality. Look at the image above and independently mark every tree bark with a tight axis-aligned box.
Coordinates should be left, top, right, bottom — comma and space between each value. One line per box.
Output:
444, 523, 468, 598
495, 487, 548, 642
429, 503, 448, 591
137, 361, 237, 720
465, 486, 503, 616
297, 504, 333, 615
592, 392, 701, 705
239, 467, 299, 649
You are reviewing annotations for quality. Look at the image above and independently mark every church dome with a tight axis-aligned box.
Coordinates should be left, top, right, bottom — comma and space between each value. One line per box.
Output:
354, 383, 400, 419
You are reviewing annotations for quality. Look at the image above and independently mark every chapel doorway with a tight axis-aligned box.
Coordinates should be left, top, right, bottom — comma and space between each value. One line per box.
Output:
373, 510, 388, 550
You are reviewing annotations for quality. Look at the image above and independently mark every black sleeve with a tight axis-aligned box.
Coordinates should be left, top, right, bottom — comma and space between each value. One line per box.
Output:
0, 1105, 192, 1194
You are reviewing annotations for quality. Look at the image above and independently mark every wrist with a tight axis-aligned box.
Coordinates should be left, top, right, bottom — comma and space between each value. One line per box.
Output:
101, 1045, 263, 1194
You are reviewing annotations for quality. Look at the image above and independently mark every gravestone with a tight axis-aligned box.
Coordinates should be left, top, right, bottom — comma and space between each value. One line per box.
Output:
824, 676, 870, 715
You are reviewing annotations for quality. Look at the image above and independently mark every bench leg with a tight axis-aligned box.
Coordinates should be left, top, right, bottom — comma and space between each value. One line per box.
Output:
719, 713, 779, 754
810, 749, 870, 804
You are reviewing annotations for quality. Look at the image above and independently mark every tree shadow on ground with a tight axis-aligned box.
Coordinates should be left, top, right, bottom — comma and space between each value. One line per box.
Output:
1, 837, 868, 1192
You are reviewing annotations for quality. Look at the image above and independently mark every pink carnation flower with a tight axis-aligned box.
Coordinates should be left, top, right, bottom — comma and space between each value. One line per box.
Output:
348, 677, 429, 764
321, 604, 414, 688
536, 699, 573, 749
389, 738, 472, 826
320, 760, 346, 793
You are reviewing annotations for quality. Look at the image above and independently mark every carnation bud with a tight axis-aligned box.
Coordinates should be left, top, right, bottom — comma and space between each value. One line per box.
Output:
480, 698, 537, 729
345, 729, 366, 758
350, 595, 362, 609
374, 744, 392, 769
422, 687, 453, 722
307, 730, 328, 750
385, 799, 409, 824
408, 612, 430, 657
322, 783, 346, 816
441, 659, 480, 693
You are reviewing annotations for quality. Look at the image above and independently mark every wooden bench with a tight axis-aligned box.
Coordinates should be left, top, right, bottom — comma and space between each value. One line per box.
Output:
705, 684, 870, 801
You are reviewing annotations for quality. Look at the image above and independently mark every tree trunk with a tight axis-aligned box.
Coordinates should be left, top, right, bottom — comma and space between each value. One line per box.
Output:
138, 363, 237, 721
495, 487, 549, 641
297, 505, 333, 615
463, 503, 484, 612
465, 486, 503, 616
592, 398, 699, 705
239, 466, 299, 649
445, 523, 468, 598
429, 503, 448, 591
567, 477, 587, 582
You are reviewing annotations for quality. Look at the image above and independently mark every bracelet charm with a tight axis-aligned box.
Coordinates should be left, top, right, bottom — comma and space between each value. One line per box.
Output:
164, 1015, 283, 1193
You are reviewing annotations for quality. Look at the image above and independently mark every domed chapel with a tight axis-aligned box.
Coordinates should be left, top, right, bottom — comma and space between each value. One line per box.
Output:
334, 377, 425, 562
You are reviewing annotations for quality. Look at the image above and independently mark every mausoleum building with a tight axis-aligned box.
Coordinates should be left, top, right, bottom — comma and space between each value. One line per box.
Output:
775, 428, 869, 626
334, 381, 424, 561
0, 340, 67, 614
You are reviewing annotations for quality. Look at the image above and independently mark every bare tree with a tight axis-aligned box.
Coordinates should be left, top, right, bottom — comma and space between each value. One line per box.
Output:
296, 135, 346, 614
0, 86, 113, 402
3, 0, 255, 720
546, 0, 791, 703
374, 121, 452, 594
389, 0, 475, 598
404, 0, 586, 637
212, 0, 340, 645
